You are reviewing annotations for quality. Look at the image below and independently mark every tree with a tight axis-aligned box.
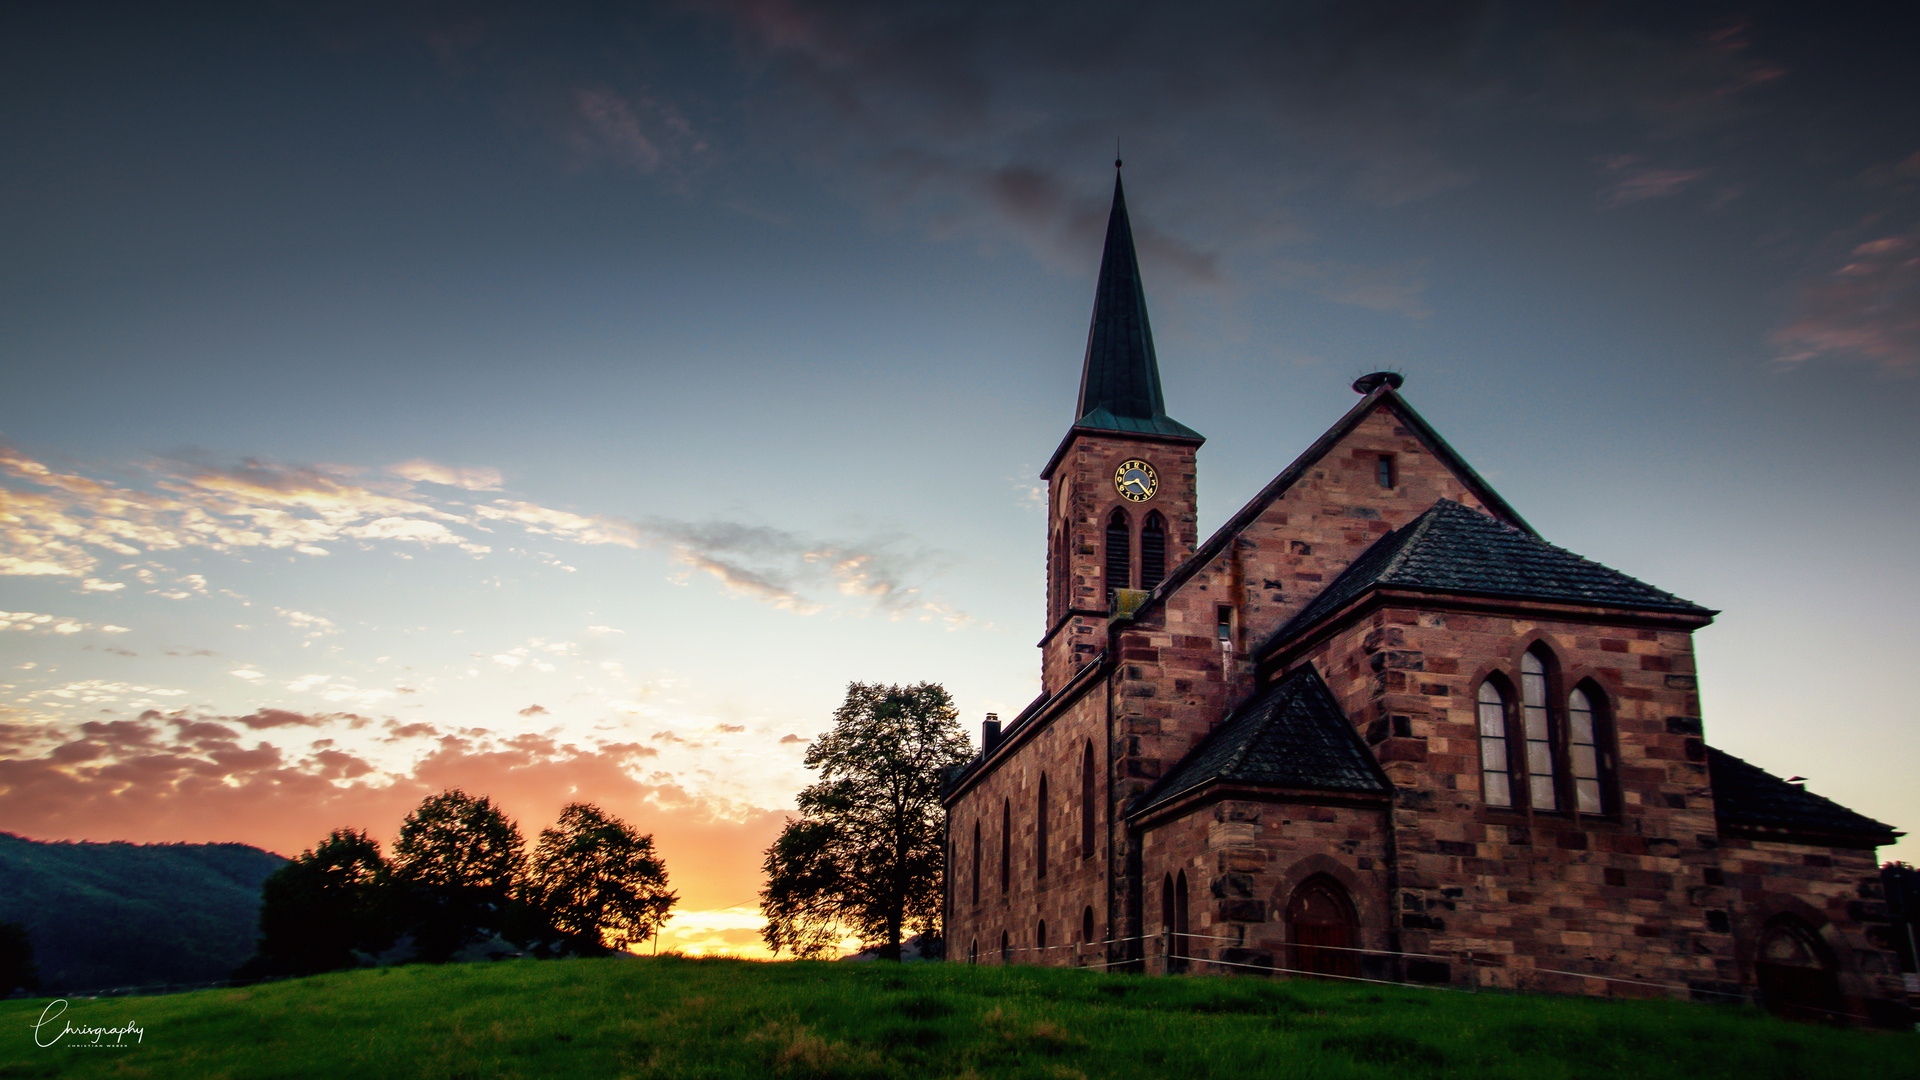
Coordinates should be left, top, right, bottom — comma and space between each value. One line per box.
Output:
526, 803, 677, 954
241, 828, 395, 978
760, 681, 971, 960
0, 920, 39, 996
391, 789, 527, 962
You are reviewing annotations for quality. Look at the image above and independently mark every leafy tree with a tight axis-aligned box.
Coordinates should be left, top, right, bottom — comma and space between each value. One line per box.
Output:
0, 920, 39, 996
240, 829, 395, 978
526, 803, 677, 954
760, 681, 971, 960
392, 789, 527, 962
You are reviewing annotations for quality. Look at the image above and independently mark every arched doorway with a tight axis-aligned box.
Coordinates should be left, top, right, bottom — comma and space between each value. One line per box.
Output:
1755, 915, 1842, 1022
1286, 875, 1359, 980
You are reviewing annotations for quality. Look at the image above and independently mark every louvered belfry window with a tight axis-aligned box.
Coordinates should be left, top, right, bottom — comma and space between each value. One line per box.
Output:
1105, 509, 1132, 596
1140, 511, 1167, 591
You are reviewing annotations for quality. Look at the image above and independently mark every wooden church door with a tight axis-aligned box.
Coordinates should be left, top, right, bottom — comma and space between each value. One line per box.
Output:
1754, 916, 1843, 1022
1286, 876, 1359, 980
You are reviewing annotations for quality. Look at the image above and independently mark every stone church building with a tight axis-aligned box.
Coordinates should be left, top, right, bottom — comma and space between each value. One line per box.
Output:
942, 172, 1907, 1024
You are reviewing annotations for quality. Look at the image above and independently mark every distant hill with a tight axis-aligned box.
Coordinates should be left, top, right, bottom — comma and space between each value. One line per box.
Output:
0, 832, 285, 993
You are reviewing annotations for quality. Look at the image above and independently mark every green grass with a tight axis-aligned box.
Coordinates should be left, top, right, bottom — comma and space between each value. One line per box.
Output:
0, 956, 1910, 1079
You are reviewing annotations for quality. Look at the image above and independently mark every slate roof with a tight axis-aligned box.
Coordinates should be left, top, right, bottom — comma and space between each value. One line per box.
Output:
1262, 499, 1714, 655
1707, 746, 1900, 843
1070, 171, 1202, 443
1131, 665, 1388, 817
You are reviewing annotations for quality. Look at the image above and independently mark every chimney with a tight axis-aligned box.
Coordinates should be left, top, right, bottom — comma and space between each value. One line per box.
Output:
981, 713, 1001, 754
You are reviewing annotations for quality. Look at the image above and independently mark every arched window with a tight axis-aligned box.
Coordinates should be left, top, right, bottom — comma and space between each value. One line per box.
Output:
1477, 679, 1514, 808
1000, 798, 1011, 894
1521, 649, 1559, 811
1568, 683, 1611, 814
1286, 875, 1359, 979
1140, 511, 1167, 591
970, 820, 981, 904
1000, 930, 1010, 964
1756, 915, 1841, 1021
1037, 920, 1047, 955
1080, 740, 1096, 859
969, 939, 977, 965
1160, 874, 1175, 967
1050, 527, 1069, 621
1174, 870, 1191, 971
1082, 905, 1095, 947
1036, 774, 1049, 881
1105, 508, 1132, 596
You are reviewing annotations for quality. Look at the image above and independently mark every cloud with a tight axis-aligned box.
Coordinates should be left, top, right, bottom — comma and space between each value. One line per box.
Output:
0, 710, 784, 909
0, 443, 969, 623
0, 611, 128, 636
565, 87, 710, 179
1595, 154, 1709, 207
1772, 231, 1920, 373
778, 734, 808, 744
388, 459, 503, 491
517, 704, 549, 717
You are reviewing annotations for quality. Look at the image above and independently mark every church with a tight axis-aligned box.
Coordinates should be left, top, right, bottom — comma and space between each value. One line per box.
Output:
941, 170, 1908, 1025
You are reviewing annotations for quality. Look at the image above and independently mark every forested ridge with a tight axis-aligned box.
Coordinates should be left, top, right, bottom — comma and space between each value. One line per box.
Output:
0, 832, 284, 992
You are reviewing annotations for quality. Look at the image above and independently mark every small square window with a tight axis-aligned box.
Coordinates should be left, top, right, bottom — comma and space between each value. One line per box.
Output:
1216, 605, 1233, 641
1376, 455, 1395, 488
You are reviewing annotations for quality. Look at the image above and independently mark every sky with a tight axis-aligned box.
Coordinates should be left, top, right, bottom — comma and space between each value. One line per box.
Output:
2, 1, 1917, 958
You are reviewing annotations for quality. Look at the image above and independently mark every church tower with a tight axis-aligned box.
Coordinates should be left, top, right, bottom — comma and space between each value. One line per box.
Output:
1040, 169, 1204, 693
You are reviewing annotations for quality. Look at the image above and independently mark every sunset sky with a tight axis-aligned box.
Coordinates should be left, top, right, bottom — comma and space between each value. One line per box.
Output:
3, 1, 1916, 957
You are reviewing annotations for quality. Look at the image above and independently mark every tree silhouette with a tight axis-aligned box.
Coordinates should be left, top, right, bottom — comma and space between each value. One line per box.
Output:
760, 682, 971, 960
526, 803, 676, 954
391, 790, 527, 962
241, 829, 394, 977
0, 920, 38, 996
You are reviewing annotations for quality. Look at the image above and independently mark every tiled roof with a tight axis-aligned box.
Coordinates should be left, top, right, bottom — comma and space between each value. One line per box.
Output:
1131, 665, 1388, 817
1707, 746, 1899, 843
1262, 499, 1713, 654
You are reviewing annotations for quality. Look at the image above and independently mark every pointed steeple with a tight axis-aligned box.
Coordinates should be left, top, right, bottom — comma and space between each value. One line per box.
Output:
1071, 169, 1202, 442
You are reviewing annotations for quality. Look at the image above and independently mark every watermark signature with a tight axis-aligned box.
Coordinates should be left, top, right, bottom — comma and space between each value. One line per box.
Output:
33, 1000, 144, 1049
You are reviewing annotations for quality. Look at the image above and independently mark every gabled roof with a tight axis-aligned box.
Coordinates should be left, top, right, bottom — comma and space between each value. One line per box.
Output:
1707, 747, 1900, 845
1131, 664, 1389, 817
1069, 171, 1202, 443
1124, 385, 1530, 619
1260, 499, 1714, 656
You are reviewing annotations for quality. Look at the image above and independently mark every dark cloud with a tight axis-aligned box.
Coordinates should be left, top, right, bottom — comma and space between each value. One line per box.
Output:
778, 733, 807, 744
517, 704, 549, 717
715, 723, 745, 733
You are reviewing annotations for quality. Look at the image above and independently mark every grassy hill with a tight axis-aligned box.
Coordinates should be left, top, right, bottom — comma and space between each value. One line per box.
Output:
1, 955, 1911, 1079
0, 833, 285, 993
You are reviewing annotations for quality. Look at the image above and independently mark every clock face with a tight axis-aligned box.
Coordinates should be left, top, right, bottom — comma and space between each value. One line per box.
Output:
1114, 459, 1158, 502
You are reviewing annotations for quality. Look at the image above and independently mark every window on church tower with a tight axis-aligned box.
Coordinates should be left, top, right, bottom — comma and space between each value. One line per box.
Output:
1477, 679, 1514, 808
1105, 509, 1132, 597
1140, 511, 1167, 590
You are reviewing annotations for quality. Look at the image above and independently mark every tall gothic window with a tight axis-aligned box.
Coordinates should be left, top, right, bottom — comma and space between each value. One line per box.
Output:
1049, 528, 1066, 621
1000, 798, 1011, 894
1521, 649, 1560, 811
1080, 740, 1096, 859
1140, 511, 1167, 590
1036, 774, 1049, 881
1477, 679, 1514, 808
1569, 683, 1612, 814
1105, 508, 1132, 596
1480, 647, 1607, 814
970, 819, 981, 904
